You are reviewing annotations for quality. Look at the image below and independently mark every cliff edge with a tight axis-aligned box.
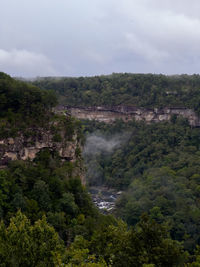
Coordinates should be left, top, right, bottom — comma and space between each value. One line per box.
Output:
59, 105, 200, 127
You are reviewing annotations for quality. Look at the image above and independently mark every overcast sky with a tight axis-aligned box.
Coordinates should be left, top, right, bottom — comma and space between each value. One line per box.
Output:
1, 0, 200, 77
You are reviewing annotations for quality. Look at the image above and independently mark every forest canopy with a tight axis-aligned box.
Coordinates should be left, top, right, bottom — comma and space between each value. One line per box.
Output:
1, 72, 200, 265
0, 72, 57, 121
82, 118, 200, 252
33, 73, 200, 113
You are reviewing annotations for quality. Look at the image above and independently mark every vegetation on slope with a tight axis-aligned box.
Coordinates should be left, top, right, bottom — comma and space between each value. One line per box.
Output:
0, 72, 57, 138
33, 73, 200, 113
83, 118, 200, 252
0, 72, 200, 265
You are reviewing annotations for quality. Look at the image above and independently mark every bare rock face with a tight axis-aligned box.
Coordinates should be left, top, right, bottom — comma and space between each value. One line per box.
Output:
0, 128, 84, 182
62, 106, 200, 127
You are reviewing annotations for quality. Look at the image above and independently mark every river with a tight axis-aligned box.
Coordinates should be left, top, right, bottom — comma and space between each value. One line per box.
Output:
89, 186, 122, 213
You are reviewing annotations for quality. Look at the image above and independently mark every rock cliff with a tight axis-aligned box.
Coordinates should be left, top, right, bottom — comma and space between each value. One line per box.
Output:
60, 106, 200, 127
0, 123, 85, 183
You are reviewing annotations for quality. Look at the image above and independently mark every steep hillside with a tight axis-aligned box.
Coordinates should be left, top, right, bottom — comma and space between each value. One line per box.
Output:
82, 118, 200, 252
32, 73, 200, 254
1, 72, 200, 265
0, 73, 102, 264
0, 72, 92, 227
0, 72, 84, 179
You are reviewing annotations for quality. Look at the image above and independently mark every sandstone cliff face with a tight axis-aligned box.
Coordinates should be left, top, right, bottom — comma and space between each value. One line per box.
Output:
0, 127, 85, 183
62, 106, 200, 127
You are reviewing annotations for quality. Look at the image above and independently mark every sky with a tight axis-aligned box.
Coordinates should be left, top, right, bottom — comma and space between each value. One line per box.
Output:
1, 0, 200, 77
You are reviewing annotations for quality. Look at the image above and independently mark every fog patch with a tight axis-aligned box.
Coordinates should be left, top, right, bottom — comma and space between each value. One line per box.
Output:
84, 132, 130, 155
83, 132, 130, 186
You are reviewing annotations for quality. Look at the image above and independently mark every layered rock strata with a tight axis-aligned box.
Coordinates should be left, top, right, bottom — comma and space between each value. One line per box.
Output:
0, 129, 84, 183
60, 106, 200, 127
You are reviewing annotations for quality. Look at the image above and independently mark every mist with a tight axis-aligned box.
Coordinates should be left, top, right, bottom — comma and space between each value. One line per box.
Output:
83, 132, 130, 186
83, 133, 125, 155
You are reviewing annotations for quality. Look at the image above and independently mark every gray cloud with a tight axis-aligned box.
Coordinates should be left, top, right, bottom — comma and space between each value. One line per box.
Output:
0, 49, 57, 77
1, 0, 200, 76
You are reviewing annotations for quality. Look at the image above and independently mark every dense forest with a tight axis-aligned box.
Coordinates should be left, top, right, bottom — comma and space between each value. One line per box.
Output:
32, 72, 200, 263
0, 72, 57, 138
1, 72, 200, 265
32, 73, 200, 113
83, 118, 200, 253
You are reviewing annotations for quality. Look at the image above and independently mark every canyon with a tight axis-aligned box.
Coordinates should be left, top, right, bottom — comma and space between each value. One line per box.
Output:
1, 105, 200, 188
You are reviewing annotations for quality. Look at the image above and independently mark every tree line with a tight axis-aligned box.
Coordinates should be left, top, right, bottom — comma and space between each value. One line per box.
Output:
0, 72, 200, 265
33, 73, 200, 114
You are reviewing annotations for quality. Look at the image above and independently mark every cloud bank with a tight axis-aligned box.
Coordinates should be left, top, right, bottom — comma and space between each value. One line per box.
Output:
0, 49, 57, 77
1, 0, 200, 76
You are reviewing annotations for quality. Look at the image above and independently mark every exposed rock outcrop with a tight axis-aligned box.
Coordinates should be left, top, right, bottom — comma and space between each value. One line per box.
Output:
0, 126, 85, 183
59, 106, 200, 127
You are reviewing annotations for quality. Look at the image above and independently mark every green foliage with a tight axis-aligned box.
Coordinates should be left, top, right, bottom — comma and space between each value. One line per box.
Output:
66, 215, 187, 267
0, 152, 98, 244
33, 73, 200, 114
0, 71, 95, 243
0, 72, 57, 117
1, 71, 200, 265
190, 246, 200, 266
65, 236, 107, 266
0, 210, 64, 266
83, 118, 200, 188
0, 72, 57, 137
82, 119, 200, 252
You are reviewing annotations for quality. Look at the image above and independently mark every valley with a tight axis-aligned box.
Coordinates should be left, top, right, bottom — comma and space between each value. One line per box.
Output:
1, 72, 200, 265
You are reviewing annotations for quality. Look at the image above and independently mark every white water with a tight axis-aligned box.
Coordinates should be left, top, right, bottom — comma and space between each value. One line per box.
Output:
89, 187, 122, 213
